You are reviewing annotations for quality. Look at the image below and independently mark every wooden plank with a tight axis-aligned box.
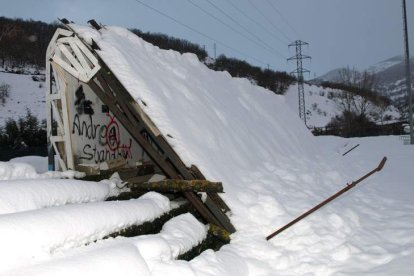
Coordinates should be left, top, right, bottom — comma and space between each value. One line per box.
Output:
99, 157, 127, 171
128, 179, 223, 193
204, 196, 235, 233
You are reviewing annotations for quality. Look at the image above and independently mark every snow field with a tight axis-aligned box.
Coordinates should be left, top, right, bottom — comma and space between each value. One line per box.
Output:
0, 192, 171, 273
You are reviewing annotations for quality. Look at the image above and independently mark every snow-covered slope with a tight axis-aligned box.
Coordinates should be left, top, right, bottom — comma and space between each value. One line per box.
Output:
0, 69, 45, 126
0, 24, 412, 275
285, 83, 400, 128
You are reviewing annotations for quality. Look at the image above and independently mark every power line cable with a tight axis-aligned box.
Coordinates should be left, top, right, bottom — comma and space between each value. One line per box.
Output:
225, 0, 287, 46
247, 0, 291, 43
265, 0, 301, 38
185, 0, 285, 60
204, 0, 286, 59
132, 0, 269, 66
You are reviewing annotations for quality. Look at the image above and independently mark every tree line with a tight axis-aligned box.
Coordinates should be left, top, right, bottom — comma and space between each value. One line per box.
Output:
0, 17, 59, 68
0, 17, 294, 94
0, 110, 46, 147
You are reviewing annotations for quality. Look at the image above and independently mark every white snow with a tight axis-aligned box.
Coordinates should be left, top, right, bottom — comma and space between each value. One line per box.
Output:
0, 192, 171, 273
0, 161, 85, 180
0, 70, 45, 126
4, 213, 206, 276
0, 178, 124, 215
0, 24, 412, 275
8, 156, 48, 173
1, 244, 151, 276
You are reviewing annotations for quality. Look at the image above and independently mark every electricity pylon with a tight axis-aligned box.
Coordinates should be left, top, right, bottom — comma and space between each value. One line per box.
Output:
288, 40, 311, 125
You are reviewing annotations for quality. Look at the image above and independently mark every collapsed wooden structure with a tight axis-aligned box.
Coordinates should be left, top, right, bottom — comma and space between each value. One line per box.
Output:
45, 20, 235, 251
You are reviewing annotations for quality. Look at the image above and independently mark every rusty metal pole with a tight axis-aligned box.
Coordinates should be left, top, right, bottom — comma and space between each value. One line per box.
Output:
267, 157, 387, 240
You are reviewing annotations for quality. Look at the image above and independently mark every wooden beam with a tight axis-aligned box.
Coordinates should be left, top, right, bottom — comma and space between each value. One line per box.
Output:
129, 179, 223, 193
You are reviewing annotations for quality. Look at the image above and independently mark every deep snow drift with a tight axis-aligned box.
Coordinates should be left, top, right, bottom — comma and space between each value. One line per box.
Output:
0, 24, 412, 275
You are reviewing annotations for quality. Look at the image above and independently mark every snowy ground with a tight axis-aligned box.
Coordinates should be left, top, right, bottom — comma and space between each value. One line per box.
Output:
0, 69, 45, 126
0, 25, 412, 275
0, 136, 412, 275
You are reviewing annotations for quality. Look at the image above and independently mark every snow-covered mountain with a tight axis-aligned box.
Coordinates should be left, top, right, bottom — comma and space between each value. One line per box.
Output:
372, 56, 414, 108
367, 55, 404, 74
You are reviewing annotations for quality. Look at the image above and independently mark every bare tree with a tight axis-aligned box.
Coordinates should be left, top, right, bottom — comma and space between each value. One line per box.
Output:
0, 82, 11, 105
337, 66, 360, 113
336, 67, 377, 117
353, 70, 376, 117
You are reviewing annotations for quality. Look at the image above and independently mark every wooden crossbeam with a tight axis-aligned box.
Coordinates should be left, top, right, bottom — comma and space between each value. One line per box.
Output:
129, 179, 223, 193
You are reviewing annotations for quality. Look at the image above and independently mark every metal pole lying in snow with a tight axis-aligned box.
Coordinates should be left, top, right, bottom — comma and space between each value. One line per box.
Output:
266, 157, 387, 240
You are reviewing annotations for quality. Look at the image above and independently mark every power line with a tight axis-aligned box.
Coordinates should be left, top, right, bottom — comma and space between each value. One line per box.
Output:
265, 0, 301, 39
225, 0, 288, 47
204, 0, 286, 60
132, 0, 269, 66
185, 0, 284, 60
247, 0, 292, 43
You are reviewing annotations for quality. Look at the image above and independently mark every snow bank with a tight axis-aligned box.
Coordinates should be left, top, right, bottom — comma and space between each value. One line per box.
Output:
160, 213, 207, 257
1, 244, 150, 276
9, 156, 48, 173
7, 213, 206, 275
0, 192, 170, 272
0, 161, 84, 180
0, 178, 124, 215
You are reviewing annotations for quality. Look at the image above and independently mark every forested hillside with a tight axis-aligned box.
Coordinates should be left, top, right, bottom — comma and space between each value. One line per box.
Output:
0, 17, 294, 95
0, 17, 58, 68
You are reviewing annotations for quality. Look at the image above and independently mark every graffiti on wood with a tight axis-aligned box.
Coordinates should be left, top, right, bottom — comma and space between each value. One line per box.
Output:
72, 93, 133, 163
74, 86, 94, 115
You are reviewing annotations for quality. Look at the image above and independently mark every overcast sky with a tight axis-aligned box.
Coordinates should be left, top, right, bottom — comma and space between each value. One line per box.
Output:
1, 0, 413, 77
